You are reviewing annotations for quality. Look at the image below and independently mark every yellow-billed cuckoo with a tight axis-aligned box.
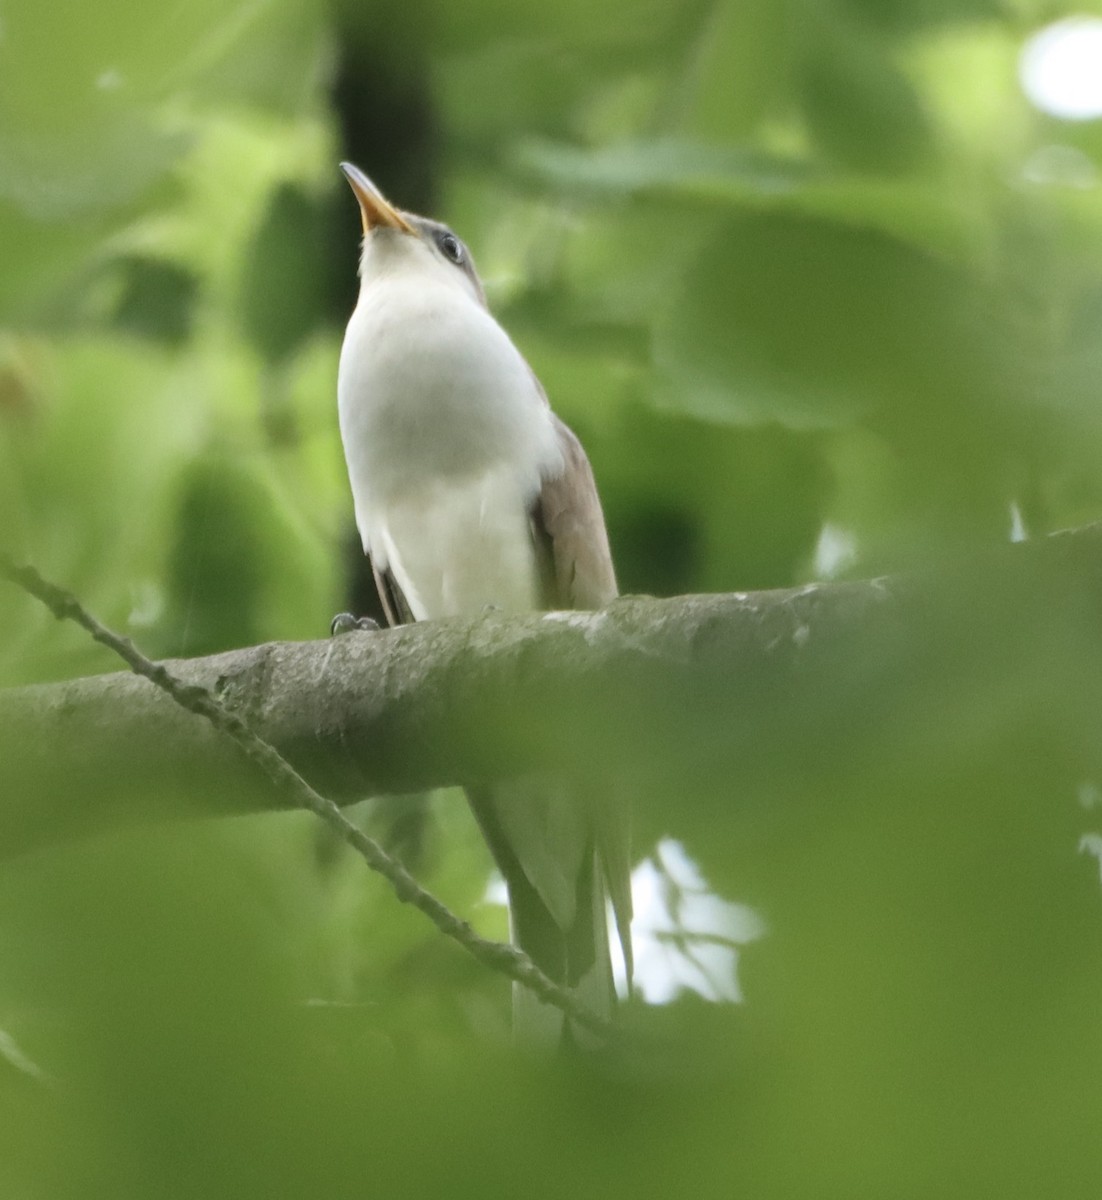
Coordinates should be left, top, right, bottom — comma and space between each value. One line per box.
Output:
336, 162, 632, 1042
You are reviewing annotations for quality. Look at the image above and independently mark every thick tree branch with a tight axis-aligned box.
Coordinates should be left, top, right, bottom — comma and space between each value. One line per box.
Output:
0, 556, 610, 1037
3, 524, 1102, 860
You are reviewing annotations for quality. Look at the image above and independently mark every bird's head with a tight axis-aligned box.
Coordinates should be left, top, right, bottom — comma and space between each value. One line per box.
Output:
340, 162, 486, 307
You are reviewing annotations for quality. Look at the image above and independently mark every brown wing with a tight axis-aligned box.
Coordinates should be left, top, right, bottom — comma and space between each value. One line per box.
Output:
532, 415, 618, 611
372, 559, 415, 627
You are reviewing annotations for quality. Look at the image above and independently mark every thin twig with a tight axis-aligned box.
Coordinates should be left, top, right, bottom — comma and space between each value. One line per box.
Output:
0, 555, 610, 1038
651, 930, 750, 953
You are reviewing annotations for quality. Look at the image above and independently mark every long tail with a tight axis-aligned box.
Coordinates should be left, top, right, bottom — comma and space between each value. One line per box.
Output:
466, 785, 618, 1047
509, 846, 615, 1047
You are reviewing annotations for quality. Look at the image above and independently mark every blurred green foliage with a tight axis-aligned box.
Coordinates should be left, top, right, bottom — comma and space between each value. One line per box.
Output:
3, 0, 1102, 1193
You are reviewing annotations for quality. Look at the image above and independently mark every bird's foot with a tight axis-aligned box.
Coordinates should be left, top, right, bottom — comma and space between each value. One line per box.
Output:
330, 612, 380, 636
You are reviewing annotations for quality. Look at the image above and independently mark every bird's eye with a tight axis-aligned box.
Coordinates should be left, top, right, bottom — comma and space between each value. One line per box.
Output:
437, 232, 464, 265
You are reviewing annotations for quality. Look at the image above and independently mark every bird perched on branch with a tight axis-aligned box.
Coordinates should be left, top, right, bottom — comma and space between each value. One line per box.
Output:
335, 162, 632, 1043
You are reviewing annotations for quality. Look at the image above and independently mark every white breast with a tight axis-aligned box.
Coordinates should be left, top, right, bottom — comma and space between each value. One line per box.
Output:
337, 240, 562, 619
373, 470, 542, 619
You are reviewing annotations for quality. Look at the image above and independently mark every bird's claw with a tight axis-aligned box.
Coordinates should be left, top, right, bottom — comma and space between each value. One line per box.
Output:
330, 612, 380, 636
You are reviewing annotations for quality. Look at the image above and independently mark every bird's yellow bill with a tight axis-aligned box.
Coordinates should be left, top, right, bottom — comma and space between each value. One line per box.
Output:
340, 162, 414, 235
